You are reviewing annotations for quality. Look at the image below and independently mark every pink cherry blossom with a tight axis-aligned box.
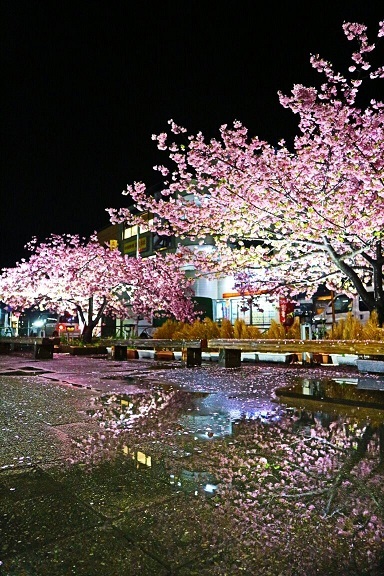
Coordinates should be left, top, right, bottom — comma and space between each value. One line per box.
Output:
108, 20, 384, 324
0, 233, 196, 342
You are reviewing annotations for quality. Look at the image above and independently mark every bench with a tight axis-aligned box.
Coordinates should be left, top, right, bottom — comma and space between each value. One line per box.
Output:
107, 339, 204, 366
0, 337, 57, 359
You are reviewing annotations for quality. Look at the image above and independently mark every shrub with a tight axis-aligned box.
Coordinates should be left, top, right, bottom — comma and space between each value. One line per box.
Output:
329, 313, 364, 340
327, 310, 384, 341
233, 319, 263, 339
152, 319, 181, 339
286, 316, 301, 339
181, 318, 220, 340
263, 319, 286, 339
246, 324, 263, 338
219, 318, 234, 338
361, 310, 384, 341
152, 312, 383, 342
233, 319, 248, 339
153, 317, 221, 340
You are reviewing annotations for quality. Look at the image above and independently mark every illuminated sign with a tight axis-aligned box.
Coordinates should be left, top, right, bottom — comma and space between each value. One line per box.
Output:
123, 237, 148, 255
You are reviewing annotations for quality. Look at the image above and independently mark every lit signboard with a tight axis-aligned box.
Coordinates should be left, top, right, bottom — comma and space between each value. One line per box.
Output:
123, 237, 148, 255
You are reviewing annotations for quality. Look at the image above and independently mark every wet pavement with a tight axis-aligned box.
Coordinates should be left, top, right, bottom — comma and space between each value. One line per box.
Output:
1, 352, 383, 575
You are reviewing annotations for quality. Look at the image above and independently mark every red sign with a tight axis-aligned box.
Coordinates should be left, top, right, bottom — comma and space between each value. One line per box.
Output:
279, 297, 295, 326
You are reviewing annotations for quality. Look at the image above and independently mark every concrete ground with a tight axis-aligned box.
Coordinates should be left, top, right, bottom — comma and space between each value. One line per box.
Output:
0, 352, 223, 575
1, 351, 380, 576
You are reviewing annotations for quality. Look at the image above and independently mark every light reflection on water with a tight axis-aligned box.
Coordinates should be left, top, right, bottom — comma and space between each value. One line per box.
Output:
86, 364, 384, 497
93, 364, 384, 443
2, 363, 383, 575
275, 374, 384, 426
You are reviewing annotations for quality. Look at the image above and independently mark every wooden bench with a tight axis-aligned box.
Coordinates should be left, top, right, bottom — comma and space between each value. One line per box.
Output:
207, 339, 384, 368
105, 339, 204, 366
3, 335, 383, 369
0, 337, 58, 359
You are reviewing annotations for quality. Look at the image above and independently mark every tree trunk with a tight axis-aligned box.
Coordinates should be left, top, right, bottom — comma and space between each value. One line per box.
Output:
324, 425, 375, 515
79, 296, 107, 343
377, 304, 384, 328
374, 240, 384, 326
82, 324, 94, 343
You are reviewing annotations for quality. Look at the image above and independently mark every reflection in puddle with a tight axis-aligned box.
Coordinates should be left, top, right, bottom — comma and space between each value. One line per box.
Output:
276, 376, 384, 411
179, 391, 281, 443
86, 387, 230, 496
82, 369, 384, 502
120, 442, 219, 496
66, 367, 384, 574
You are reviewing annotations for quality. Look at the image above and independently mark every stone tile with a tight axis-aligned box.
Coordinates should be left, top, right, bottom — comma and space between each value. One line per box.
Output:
0, 467, 59, 501
2, 525, 169, 576
47, 458, 176, 519
1, 490, 103, 557
114, 492, 219, 570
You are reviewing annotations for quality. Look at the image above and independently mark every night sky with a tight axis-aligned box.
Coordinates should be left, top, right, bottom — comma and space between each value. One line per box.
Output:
1, 1, 383, 268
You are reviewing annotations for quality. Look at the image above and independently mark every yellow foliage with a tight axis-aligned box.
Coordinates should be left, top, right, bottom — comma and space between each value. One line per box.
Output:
152, 319, 181, 339
185, 318, 220, 340
286, 316, 301, 339
329, 313, 364, 340
152, 312, 384, 342
233, 319, 263, 339
328, 311, 384, 341
246, 324, 263, 338
219, 318, 234, 338
172, 324, 192, 339
153, 318, 220, 340
169, 322, 195, 339
204, 318, 221, 339
264, 319, 286, 339
233, 319, 248, 339
361, 310, 384, 341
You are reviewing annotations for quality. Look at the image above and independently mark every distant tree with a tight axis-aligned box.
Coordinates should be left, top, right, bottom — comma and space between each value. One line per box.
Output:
0, 233, 196, 342
109, 21, 384, 323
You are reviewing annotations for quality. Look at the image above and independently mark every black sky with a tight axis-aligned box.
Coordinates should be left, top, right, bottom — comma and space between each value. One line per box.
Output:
1, 1, 383, 268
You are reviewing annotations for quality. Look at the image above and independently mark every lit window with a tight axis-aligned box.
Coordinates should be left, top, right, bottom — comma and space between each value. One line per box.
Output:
123, 225, 138, 239
140, 217, 154, 232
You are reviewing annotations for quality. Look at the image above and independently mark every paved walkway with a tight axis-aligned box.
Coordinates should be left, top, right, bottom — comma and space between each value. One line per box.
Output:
0, 352, 369, 575
1, 352, 214, 575
0, 351, 163, 392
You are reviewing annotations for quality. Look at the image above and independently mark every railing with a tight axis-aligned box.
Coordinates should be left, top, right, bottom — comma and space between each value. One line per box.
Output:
1, 336, 383, 367
207, 339, 384, 356
105, 338, 203, 350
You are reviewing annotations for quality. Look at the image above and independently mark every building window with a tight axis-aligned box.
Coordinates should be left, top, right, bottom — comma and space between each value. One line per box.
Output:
123, 225, 138, 240
122, 212, 154, 239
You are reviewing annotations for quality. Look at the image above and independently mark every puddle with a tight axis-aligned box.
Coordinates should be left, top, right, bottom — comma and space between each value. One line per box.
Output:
100, 374, 137, 381
276, 375, 384, 412
1, 364, 384, 574
0, 366, 51, 376
82, 368, 384, 493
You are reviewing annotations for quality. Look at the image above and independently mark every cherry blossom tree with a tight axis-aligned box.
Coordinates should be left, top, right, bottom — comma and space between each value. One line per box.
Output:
109, 21, 384, 323
0, 233, 196, 342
